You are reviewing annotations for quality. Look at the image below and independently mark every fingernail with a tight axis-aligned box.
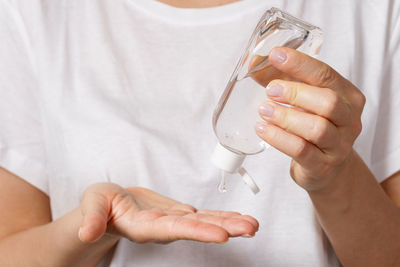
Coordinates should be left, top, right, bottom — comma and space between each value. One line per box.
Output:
255, 122, 266, 134
270, 49, 287, 64
259, 103, 274, 117
267, 83, 284, 97
241, 234, 254, 238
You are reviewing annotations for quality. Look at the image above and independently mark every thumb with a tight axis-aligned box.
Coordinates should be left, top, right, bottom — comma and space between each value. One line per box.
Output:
78, 190, 110, 243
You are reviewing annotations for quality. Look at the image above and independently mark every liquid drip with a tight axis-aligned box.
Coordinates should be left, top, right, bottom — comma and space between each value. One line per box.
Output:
218, 171, 227, 193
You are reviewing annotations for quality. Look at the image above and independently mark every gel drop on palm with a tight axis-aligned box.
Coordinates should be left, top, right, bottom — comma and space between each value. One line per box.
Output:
211, 8, 323, 194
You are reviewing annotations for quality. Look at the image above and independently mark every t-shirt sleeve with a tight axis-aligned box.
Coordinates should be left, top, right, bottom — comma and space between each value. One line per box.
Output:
369, 2, 400, 183
0, 1, 48, 194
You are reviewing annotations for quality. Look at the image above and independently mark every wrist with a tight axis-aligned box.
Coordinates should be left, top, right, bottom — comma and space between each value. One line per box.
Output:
307, 150, 358, 200
36, 207, 120, 267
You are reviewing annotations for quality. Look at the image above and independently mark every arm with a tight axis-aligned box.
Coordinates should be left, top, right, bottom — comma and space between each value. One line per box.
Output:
308, 156, 400, 266
0, 167, 258, 267
255, 47, 400, 267
0, 167, 119, 267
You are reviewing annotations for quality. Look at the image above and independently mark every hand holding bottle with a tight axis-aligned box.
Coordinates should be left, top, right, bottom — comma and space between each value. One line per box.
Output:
78, 183, 259, 244
255, 47, 366, 192
211, 8, 323, 193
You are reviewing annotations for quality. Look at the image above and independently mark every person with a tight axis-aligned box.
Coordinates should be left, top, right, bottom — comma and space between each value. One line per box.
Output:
0, 0, 399, 266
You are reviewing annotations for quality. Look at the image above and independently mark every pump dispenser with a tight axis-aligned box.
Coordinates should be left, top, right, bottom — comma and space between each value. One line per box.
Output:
211, 8, 323, 194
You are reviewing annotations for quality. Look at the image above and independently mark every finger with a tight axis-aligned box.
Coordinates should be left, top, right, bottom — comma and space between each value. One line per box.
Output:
183, 213, 257, 237
124, 211, 229, 244
269, 47, 350, 90
79, 191, 110, 243
254, 122, 326, 172
258, 101, 340, 151
266, 80, 352, 126
197, 210, 259, 230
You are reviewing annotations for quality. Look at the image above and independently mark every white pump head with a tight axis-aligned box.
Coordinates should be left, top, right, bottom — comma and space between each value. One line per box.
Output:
211, 143, 260, 194
211, 142, 245, 173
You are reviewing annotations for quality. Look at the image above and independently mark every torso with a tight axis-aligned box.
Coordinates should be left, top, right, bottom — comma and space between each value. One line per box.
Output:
8, 0, 395, 266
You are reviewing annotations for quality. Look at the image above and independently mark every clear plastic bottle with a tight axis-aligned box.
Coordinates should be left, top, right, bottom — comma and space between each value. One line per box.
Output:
211, 8, 323, 194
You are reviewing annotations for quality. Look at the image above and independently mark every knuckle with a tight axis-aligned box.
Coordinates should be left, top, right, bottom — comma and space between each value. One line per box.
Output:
293, 139, 309, 159
310, 118, 330, 144
322, 90, 341, 117
291, 59, 307, 77
316, 65, 336, 86
279, 107, 291, 131
289, 162, 303, 180
352, 119, 363, 137
353, 90, 366, 109
288, 83, 300, 105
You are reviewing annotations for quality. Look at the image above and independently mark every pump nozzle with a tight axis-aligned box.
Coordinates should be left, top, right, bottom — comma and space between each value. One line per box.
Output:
211, 143, 260, 194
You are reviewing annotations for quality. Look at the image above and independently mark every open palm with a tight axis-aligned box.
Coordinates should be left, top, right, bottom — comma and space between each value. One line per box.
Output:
78, 183, 259, 244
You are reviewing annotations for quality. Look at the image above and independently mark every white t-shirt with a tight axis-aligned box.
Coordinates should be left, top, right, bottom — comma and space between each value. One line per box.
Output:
1, 0, 399, 266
